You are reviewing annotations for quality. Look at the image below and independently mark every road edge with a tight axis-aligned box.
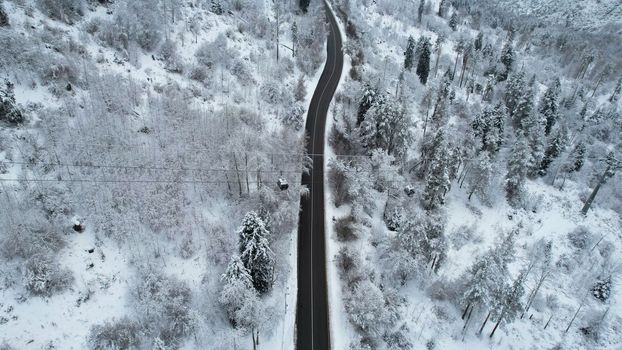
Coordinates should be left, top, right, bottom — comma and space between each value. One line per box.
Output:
322, 2, 353, 349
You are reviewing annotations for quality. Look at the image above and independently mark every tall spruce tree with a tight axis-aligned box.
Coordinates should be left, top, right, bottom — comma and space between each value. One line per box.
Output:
404, 36, 416, 71
359, 94, 412, 157
417, 0, 425, 23
219, 256, 260, 329
539, 128, 567, 175
238, 211, 275, 294
422, 129, 451, 210
467, 151, 494, 201
416, 37, 432, 85
539, 79, 561, 136
505, 133, 533, 207
0, 2, 9, 27
449, 12, 458, 31
299, 0, 310, 13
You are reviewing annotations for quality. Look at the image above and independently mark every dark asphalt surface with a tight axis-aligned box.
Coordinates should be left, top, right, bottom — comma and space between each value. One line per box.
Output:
295, 2, 343, 350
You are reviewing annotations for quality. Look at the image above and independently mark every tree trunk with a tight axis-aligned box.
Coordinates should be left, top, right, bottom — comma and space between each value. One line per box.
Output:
581, 166, 610, 215
233, 153, 243, 197
463, 305, 474, 331
462, 303, 471, 320
245, 153, 250, 193
452, 53, 459, 80
544, 314, 553, 329
591, 75, 603, 98
478, 311, 491, 335
565, 303, 583, 333
434, 49, 442, 78
489, 309, 505, 338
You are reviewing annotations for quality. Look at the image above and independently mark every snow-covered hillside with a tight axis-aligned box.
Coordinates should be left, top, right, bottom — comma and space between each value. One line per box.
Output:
0, 0, 326, 349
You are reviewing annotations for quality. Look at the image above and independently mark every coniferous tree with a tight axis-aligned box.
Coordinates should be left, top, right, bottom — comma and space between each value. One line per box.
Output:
500, 41, 514, 72
359, 95, 412, 157
539, 128, 567, 175
0, 80, 24, 124
467, 152, 494, 201
238, 211, 275, 294
505, 133, 533, 207
504, 71, 527, 127
562, 141, 586, 175
523, 110, 546, 177
219, 256, 260, 329
472, 106, 500, 154
404, 36, 416, 71
299, 0, 310, 13
357, 84, 381, 126
437, 0, 448, 17
422, 129, 451, 210
294, 75, 306, 102
417, 0, 425, 23
0, 2, 9, 27
490, 270, 526, 337
539, 79, 561, 135
449, 12, 458, 31
462, 230, 516, 328
482, 75, 494, 102
416, 37, 432, 85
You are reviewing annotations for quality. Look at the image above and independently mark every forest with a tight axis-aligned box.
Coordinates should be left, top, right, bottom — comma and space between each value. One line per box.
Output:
324, 0, 621, 349
0, 0, 621, 349
0, 0, 325, 348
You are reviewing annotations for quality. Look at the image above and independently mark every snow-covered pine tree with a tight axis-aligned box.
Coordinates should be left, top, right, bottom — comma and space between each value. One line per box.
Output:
359, 94, 412, 157
357, 84, 381, 126
471, 106, 503, 154
238, 211, 275, 294
482, 75, 495, 102
505, 132, 533, 207
422, 129, 451, 210
0, 80, 24, 124
565, 141, 586, 173
539, 127, 567, 175
591, 276, 611, 302
294, 75, 306, 102
219, 255, 261, 329
514, 78, 535, 131
0, 2, 8, 27
299, 0, 310, 13
404, 36, 416, 71
437, 0, 448, 17
467, 151, 494, 201
461, 232, 515, 324
539, 79, 561, 136
417, 0, 425, 23
523, 111, 546, 177
449, 12, 458, 31
500, 41, 514, 75
504, 71, 526, 125
489, 270, 526, 337
416, 37, 432, 85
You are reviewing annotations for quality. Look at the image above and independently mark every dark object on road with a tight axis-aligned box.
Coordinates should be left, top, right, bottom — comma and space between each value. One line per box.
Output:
66, 83, 72, 91
404, 185, 415, 197
87, 248, 95, 254
277, 178, 289, 191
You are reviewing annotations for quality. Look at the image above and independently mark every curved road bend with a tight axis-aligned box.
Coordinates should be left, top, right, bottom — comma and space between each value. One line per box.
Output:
296, 2, 343, 350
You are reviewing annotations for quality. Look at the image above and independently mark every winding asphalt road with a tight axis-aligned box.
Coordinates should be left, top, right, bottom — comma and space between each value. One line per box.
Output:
295, 2, 343, 350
